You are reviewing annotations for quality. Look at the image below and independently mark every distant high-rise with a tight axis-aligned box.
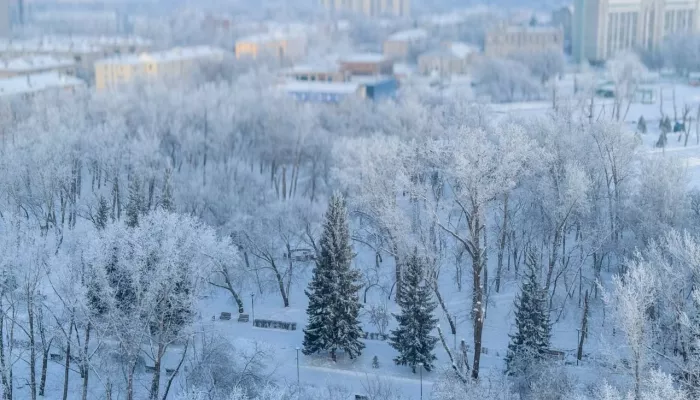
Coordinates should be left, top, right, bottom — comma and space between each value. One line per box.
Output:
572, 0, 700, 63
0, 0, 9, 37
321, 0, 411, 18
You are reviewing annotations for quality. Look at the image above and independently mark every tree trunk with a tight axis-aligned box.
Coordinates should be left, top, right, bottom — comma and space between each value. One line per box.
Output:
0, 296, 11, 400
470, 206, 484, 380
271, 260, 289, 307
433, 282, 456, 335
62, 320, 73, 400
81, 322, 91, 400
126, 363, 136, 400
27, 296, 36, 400
149, 338, 165, 400
577, 291, 589, 362
495, 195, 509, 293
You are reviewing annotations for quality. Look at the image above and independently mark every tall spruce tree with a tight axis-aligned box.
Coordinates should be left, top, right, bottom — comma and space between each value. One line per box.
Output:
505, 252, 551, 375
303, 193, 365, 361
94, 196, 109, 231
160, 169, 174, 212
125, 175, 142, 228
389, 250, 438, 373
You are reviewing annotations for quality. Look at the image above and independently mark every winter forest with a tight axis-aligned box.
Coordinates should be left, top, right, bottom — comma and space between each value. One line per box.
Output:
2, 50, 700, 400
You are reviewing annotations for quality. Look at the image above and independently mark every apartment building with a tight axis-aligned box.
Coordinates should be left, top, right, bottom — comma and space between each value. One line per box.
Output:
418, 42, 479, 76
383, 28, 428, 60
235, 33, 307, 63
0, 55, 76, 78
338, 53, 394, 76
0, 71, 85, 98
572, 0, 700, 63
281, 63, 348, 82
320, 0, 411, 18
94, 46, 226, 91
484, 25, 564, 57
0, 36, 152, 70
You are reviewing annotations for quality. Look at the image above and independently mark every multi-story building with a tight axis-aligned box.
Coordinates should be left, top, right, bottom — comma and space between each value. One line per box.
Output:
383, 28, 428, 60
94, 46, 226, 91
0, 71, 85, 98
320, 0, 411, 18
572, 0, 700, 63
418, 42, 480, 76
280, 63, 349, 82
0, 36, 152, 71
484, 25, 564, 57
338, 53, 394, 76
0, 0, 9, 37
0, 55, 76, 78
235, 33, 307, 63
552, 5, 574, 50
279, 77, 398, 103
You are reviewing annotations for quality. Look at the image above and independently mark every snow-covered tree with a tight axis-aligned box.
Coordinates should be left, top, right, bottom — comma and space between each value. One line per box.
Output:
389, 250, 438, 373
505, 252, 551, 376
606, 259, 657, 400
303, 193, 364, 361
125, 175, 143, 228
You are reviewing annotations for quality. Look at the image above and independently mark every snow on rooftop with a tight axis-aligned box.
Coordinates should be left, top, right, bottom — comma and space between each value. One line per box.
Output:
279, 81, 360, 94
95, 46, 227, 66
0, 55, 75, 72
449, 42, 479, 58
285, 63, 339, 74
237, 32, 305, 44
504, 25, 561, 33
0, 72, 85, 97
387, 28, 428, 42
0, 36, 152, 53
340, 53, 388, 64
420, 42, 479, 59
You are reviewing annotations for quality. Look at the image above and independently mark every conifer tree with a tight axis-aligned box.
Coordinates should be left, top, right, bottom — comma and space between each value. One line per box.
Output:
637, 115, 647, 134
303, 193, 365, 361
125, 175, 142, 228
94, 196, 109, 231
160, 169, 174, 212
505, 252, 551, 375
389, 250, 439, 373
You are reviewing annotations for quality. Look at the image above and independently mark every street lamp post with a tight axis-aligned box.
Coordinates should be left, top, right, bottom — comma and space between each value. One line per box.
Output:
250, 292, 255, 324
418, 362, 423, 400
296, 347, 300, 385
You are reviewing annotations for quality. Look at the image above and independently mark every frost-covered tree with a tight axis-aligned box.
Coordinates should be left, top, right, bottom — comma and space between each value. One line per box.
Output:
389, 250, 438, 373
303, 193, 364, 361
606, 259, 657, 400
505, 252, 551, 376
125, 175, 143, 228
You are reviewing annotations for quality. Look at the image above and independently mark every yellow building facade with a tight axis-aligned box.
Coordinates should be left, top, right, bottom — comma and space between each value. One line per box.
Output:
94, 46, 226, 91
235, 34, 307, 62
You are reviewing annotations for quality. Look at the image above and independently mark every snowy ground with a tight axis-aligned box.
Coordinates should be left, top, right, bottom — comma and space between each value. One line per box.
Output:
178, 78, 700, 399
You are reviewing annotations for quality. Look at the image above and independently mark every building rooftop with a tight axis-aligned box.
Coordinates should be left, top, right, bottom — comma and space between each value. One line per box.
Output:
340, 53, 389, 64
0, 55, 76, 73
387, 28, 429, 42
0, 35, 152, 54
237, 32, 305, 44
0, 72, 85, 97
94, 46, 227, 66
284, 63, 339, 74
503, 25, 561, 34
421, 42, 479, 59
280, 81, 360, 94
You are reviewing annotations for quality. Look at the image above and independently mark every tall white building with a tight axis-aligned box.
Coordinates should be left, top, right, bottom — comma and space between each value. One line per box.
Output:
0, 0, 9, 37
573, 0, 700, 63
